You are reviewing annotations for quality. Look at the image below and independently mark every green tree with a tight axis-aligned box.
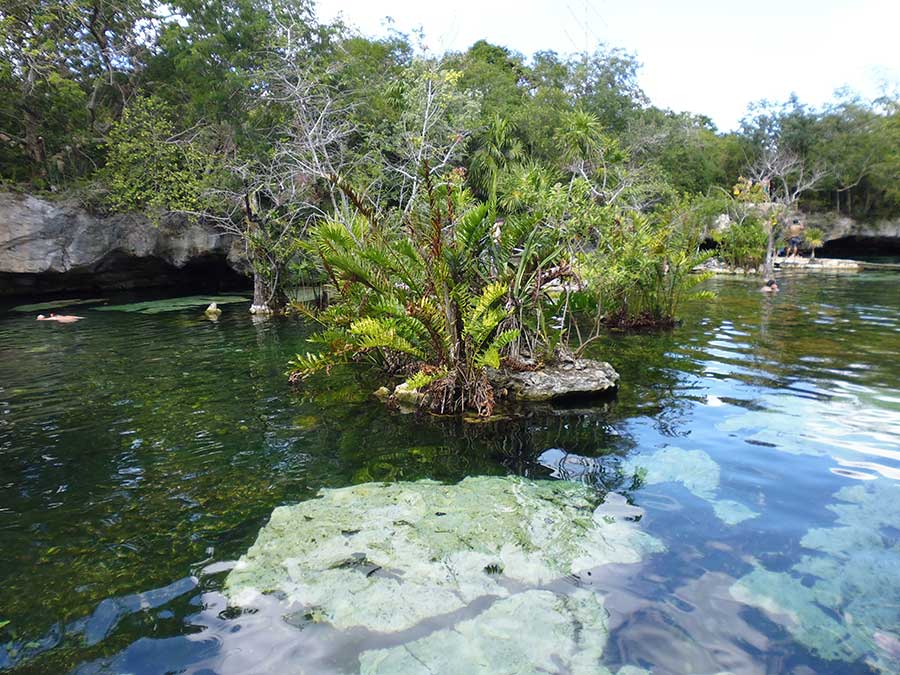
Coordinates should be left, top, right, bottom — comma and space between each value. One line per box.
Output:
0, 0, 152, 184
103, 97, 209, 214
468, 114, 523, 204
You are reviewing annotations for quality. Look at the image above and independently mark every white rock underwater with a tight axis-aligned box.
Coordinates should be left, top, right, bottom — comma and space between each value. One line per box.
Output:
730, 479, 900, 673
622, 446, 760, 525
225, 475, 664, 673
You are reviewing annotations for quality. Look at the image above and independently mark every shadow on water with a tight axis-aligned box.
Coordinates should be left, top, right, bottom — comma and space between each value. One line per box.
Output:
0, 275, 898, 673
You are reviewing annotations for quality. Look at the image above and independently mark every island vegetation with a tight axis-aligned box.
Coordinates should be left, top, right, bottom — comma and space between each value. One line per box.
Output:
2, 0, 899, 412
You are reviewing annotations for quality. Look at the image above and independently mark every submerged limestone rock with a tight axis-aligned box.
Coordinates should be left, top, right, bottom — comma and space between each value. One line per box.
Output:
717, 392, 900, 481
711, 499, 759, 526
730, 480, 900, 672
358, 589, 610, 675
225, 476, 662, 640
95, 295, 248, 314
488, 358, 619, 401
623, 447, 759, 525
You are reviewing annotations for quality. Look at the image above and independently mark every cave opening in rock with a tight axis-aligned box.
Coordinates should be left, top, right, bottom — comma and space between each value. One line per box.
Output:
1, 252, 250, 297
819, 236, 900, 260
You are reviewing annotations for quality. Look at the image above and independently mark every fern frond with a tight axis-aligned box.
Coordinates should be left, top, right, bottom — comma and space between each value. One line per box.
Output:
404, 367, 449, 390
475, 328, 520, 368
349, 317, 425, 358
286, 348, 348, 380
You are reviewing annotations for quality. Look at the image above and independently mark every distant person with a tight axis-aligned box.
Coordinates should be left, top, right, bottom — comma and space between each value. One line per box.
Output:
37, 313, 83, 323
786, 219, 805, 258
760, 279, 779, 293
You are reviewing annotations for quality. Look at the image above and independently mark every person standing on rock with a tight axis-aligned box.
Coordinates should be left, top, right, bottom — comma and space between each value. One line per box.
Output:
786, 219, 805, 258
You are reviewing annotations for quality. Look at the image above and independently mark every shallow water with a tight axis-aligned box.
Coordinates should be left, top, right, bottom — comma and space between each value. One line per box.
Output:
0, 273, 898, 674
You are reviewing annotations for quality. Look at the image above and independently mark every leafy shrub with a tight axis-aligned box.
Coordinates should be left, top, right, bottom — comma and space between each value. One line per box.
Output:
288, 172, 571, 415
712, 218, 768, 270
579, 207, 714, 327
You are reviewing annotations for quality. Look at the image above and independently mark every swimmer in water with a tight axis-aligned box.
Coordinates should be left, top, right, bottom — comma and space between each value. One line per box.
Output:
36, 313, 84, 323
760, 279, 779, 293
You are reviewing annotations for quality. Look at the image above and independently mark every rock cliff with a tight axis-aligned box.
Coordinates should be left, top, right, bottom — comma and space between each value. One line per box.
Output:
0, 192, 248, 295
808, 211, 900, 257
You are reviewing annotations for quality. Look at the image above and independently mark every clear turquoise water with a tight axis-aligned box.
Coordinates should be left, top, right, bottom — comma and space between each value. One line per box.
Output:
1, 273, 898, 674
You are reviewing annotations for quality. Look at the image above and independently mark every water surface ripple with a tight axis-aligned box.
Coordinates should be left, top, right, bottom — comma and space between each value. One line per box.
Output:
0, 274, 898, 674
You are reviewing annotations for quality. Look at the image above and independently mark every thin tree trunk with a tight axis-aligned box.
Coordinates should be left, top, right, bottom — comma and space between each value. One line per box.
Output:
250, 269, 276, 314
23, 109, 46, 178
763, 221, 776, 278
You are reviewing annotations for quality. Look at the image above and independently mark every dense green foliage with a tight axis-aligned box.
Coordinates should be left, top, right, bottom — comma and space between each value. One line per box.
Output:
290, 175, 567, 415
711, 219, 769, 270
580, 208, 715, 326
4, 1, 897, 220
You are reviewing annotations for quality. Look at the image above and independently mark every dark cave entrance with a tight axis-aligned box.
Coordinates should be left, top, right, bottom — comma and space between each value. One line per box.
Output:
1, 252, 250, 297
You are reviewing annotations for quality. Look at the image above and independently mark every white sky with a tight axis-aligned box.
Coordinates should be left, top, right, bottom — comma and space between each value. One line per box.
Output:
315, 0, 900, 131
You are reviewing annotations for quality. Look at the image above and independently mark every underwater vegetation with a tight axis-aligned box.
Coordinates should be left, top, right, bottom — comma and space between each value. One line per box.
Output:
94, 296, 250, 314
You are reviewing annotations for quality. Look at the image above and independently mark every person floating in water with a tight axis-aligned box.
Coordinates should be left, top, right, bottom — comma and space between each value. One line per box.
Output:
36, 313, 83, 323
786, 219, 805, 258
760, 279, 779, 293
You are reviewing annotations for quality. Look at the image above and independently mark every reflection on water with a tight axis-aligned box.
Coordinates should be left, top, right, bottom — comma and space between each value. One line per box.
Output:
0, 273, 898, 673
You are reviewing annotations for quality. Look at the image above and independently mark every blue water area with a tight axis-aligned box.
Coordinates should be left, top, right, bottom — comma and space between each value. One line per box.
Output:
0, 273, 898, 674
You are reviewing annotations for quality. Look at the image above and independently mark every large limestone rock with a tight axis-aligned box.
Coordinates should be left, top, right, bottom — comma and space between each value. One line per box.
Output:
0, 192, 246, 294
810, 210, 900, 243
226, 476, 662, 673
488, 358, 619, 401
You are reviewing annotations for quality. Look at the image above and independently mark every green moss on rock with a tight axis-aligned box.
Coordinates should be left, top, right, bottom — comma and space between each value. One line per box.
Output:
358, 589, 610, 674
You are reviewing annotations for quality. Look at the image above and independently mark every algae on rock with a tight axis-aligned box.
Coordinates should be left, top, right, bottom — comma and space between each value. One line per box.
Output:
730, 480, 900, 672
226, 475, 663, 644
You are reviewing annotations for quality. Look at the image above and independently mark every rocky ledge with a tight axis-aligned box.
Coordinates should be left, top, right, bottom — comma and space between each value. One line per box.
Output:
383, 359, 620, 413
0, 192, 248, 295
774, 256, 861, 271
699, 257, 862, 275
488, 358, 619, 401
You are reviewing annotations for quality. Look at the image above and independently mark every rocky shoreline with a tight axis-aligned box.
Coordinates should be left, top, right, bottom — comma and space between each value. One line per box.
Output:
700, 256, 865, 275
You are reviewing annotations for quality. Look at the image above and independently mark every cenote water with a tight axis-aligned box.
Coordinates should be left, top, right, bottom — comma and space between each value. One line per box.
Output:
1, 273, 899, 674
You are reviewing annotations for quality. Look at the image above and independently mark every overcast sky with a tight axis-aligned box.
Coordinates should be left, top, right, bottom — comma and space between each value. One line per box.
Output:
315, 0, 899, 131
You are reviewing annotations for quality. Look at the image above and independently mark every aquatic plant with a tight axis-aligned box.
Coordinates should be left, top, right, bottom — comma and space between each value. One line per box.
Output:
288, 173, 572, 415
711, 217, 769, 270
11, 298, 107, 313
577, 205, 716, 328
94, 295, 250, 314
